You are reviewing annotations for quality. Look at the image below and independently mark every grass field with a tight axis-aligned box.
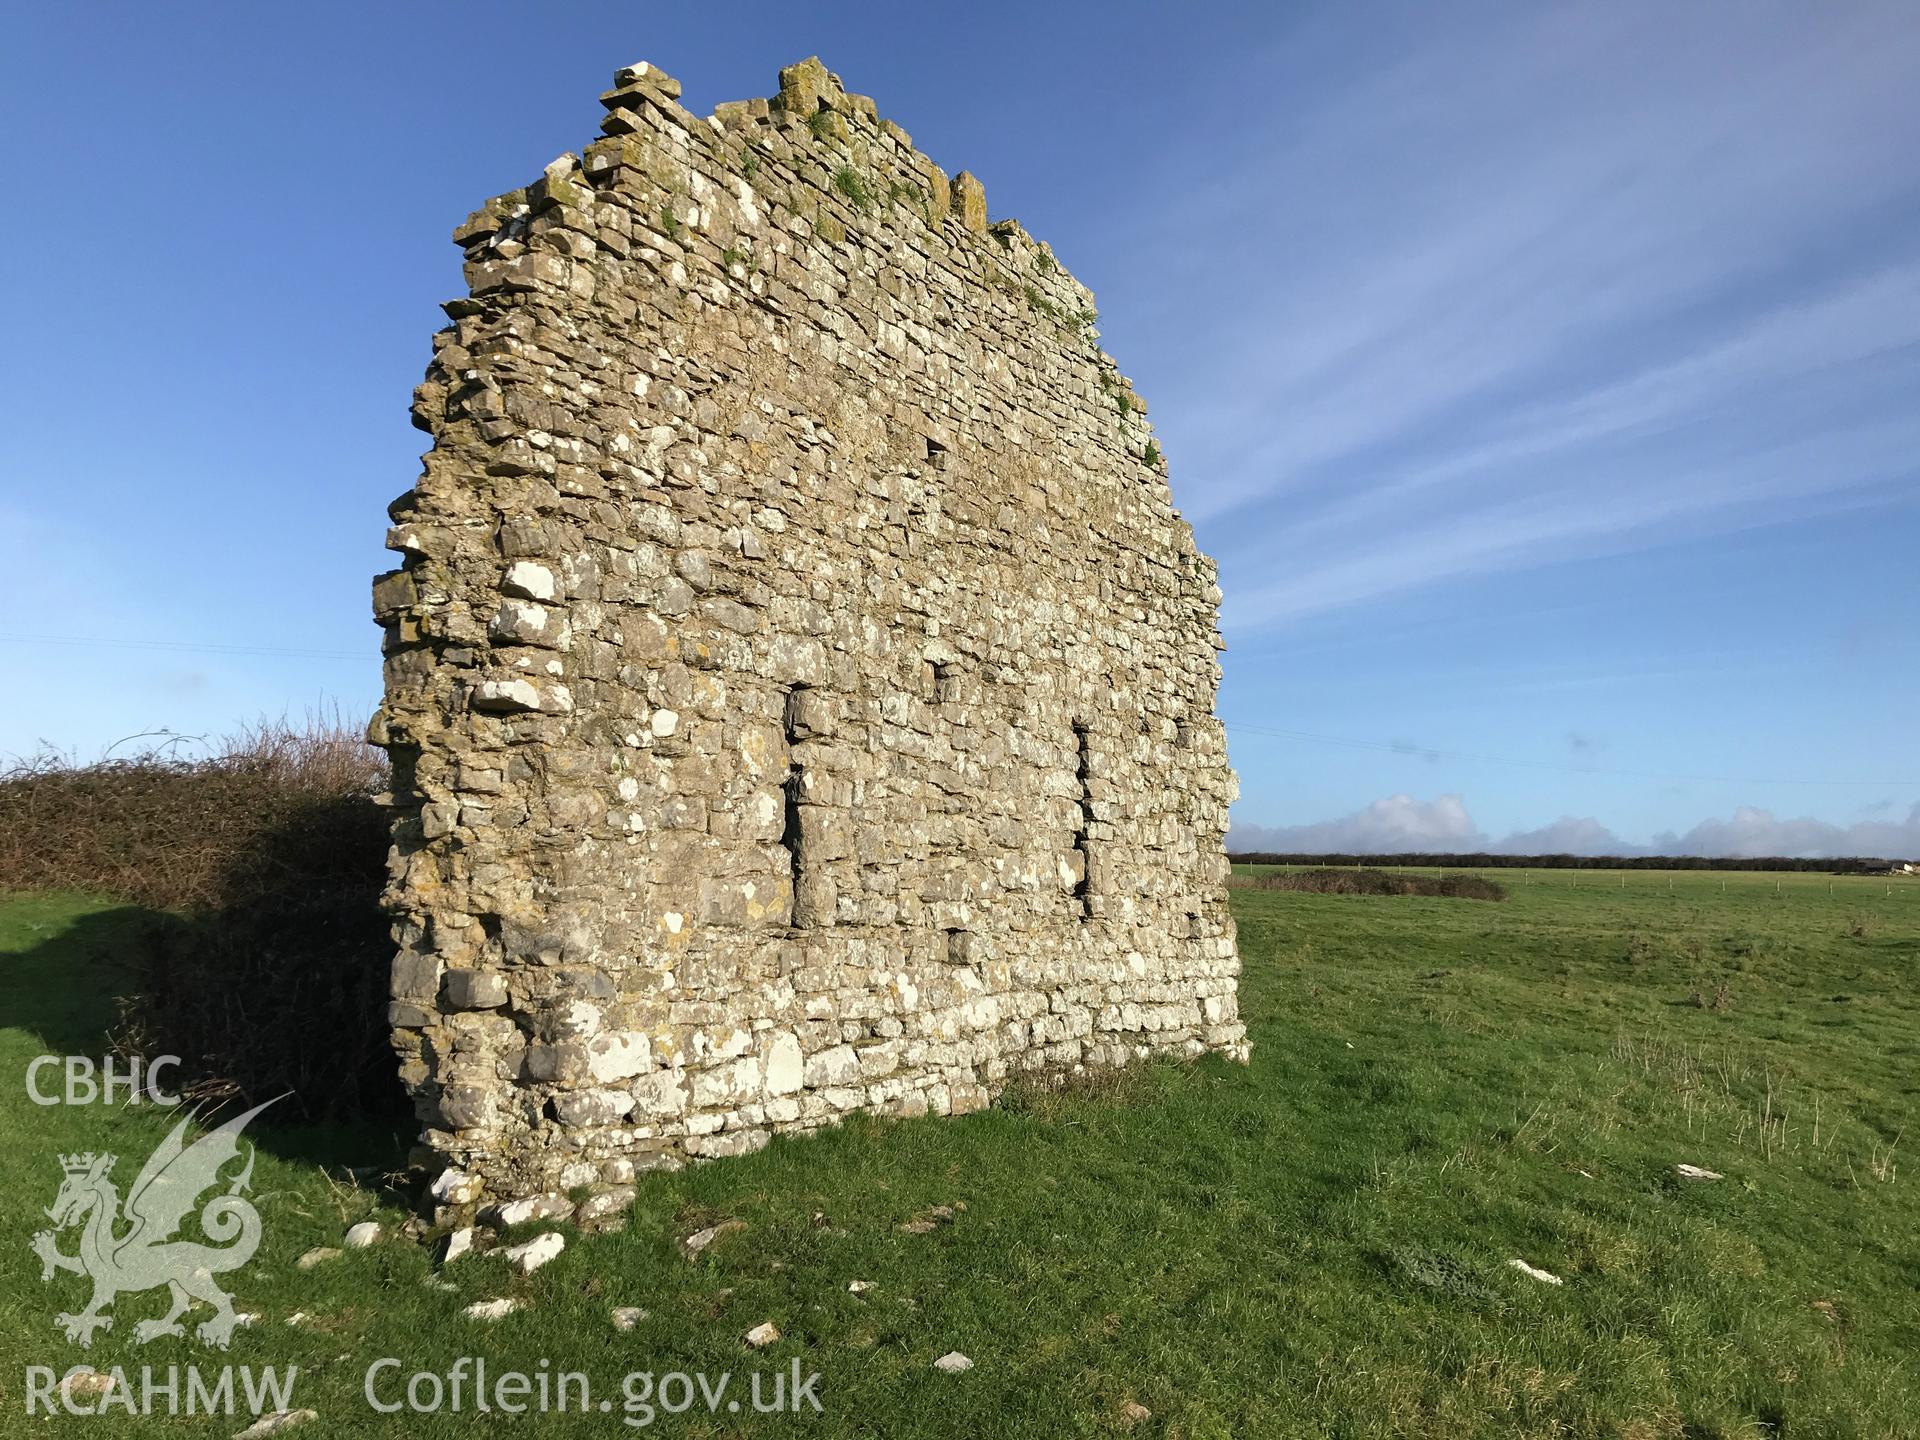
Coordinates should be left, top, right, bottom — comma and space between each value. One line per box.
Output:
2, 871, 1916, 1437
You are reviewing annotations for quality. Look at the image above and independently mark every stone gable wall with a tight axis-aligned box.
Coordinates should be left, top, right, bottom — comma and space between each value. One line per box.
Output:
371, 57, 1246, 1207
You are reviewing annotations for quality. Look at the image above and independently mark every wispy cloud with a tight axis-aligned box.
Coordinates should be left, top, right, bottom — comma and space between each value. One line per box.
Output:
1138, 4, 1920, 625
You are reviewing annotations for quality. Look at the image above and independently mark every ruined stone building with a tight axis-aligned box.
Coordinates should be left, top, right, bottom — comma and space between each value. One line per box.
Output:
370, 57, 1245, 1205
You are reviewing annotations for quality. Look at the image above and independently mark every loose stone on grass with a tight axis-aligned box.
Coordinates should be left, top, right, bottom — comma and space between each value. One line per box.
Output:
745, 1321, 781, 1348
1508, 1258, 1564, 1286
900, 1203, 961, 1235
577, 1185, 637, 1224
294, 1247, 340, 1270
465, 1297, 526, 1321
490, 1194, 573, 1227
343, 1222, 382, 1248
60, 1368, 115, 1400
499, 1231, 566, 1273
933, 1352, 973, 1373
233, 1412, 317, 1438
682, 1220, 746, 1258
611, 1306, 648, 1331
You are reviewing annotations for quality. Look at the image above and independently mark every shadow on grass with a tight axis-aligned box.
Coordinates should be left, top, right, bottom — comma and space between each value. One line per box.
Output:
7, 899, 416, 1198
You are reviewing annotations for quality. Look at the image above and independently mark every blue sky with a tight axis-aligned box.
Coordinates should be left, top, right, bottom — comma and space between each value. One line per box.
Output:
3, 2, 1916, 857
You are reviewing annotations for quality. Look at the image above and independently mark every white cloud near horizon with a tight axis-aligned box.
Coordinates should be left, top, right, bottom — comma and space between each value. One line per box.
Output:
1228, 794, 1920, 860
1136, 4, 1920, 627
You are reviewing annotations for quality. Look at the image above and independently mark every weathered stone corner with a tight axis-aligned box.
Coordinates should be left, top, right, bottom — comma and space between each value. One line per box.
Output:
949, 171, 988, 233
374, 54, 1246, 1206
614, 61, 680, 98
777, 55, 840, 116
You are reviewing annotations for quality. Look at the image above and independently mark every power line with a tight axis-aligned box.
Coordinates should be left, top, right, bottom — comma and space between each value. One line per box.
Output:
7, 633, 367, 661
1220, 720, 1917, 789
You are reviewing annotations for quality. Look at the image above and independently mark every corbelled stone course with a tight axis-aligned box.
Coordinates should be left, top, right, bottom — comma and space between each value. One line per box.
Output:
371, 56, 1246, 1205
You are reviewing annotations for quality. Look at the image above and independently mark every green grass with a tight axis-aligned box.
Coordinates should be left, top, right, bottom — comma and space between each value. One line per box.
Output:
2, 872, 1915, 1436
831, 166, 872, 213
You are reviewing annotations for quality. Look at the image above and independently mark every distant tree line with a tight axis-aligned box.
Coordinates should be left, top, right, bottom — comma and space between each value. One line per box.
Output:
1227, 851, 1908, 875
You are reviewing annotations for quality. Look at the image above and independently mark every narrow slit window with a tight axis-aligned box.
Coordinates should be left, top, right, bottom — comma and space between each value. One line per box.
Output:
1072, 722, 1094, 920
782, 686, 809, 925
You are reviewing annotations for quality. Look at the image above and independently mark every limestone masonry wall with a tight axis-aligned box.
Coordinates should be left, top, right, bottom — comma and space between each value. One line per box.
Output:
371, 57, 1246, 1208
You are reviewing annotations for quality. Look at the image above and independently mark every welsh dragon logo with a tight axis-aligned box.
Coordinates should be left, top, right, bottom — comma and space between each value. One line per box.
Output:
31, 1098, 279, 1348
